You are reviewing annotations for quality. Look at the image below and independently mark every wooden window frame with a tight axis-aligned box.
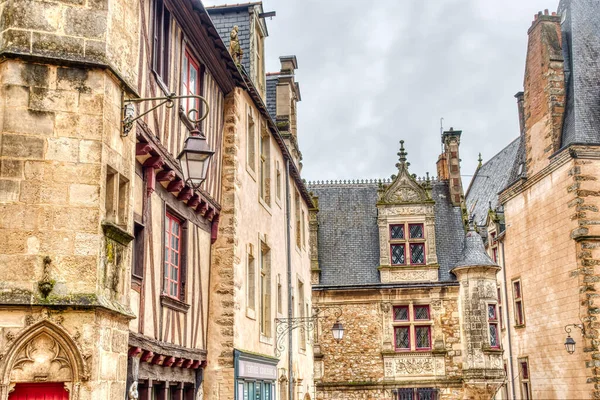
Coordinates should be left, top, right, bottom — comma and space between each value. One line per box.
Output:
132, 222, 145, 279
389, 222, 426, 266
247, 107, 256, 174
512, 278, 525, 327
163, 212, 183, 300
181, 49, 204, 118
152, 0, 171, 85
392, 304, 432, 352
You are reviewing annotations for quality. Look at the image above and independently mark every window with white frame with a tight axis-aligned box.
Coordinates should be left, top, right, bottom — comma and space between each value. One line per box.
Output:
393, 304, 432, 351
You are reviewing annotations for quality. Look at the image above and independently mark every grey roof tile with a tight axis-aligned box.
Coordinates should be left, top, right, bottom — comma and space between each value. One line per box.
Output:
452, 224, 498, 270
308, 180, 464, 286
207, 9, 252, 72
465, 138, 520, 226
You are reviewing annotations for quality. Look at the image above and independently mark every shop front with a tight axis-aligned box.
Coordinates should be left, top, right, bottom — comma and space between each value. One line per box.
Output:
234, 350, 278, 400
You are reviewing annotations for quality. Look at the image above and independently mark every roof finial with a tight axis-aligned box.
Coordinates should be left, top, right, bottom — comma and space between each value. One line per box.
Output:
477, 152, 483, 168
396, 140, 408, 169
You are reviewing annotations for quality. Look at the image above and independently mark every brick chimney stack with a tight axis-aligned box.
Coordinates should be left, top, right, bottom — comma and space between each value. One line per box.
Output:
523, 10, 565, 176
440, 127, 463, 206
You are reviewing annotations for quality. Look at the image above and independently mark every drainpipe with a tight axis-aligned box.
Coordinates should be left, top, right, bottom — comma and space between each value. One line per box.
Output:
285, 159, 293, 400
500, 240, 516, 400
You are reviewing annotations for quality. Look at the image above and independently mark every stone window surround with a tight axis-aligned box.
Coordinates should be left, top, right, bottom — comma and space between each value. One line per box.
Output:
512, 278, 526, 327
246, 105, 257, 179
246, 243, 257, 319
487, 302, 500, 349
259, 239, 272, 338
388, 222, 426, 266
392, 304, 432, 352
518, 356, 532, 399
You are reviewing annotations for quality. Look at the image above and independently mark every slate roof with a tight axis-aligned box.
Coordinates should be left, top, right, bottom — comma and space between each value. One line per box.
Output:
308, 180, 465, 287
452, 224, 498, 270
465, 138, 520, 227
558, 0, 600, 147
266, 74, 278, 119
207, 4, 256, 73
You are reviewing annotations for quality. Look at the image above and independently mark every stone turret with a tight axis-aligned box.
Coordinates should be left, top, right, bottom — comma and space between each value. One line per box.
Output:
451, 223, 503, 399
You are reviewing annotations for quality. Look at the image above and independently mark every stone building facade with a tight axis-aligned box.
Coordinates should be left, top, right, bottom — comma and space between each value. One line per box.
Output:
309, 135, 504, 400
466, 2, 600, 399
205, 4, 314, 400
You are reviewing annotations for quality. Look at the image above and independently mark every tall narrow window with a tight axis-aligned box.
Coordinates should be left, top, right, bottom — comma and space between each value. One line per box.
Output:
298, 280, 306, 350
498, 287, 504, 330
247, 109, 256, 172
295, 191, 301, 248
275, 161, 282, 202
277, 274, 282, 314
392, 304, 431, 351
488, 303, 500, 348
164, 213, 182, 299
182, 51, 203, 117
513, 279, 525, 326
152, 0, 170, 83
260, 242, 271, 336
518, 357, 532, 400
247, 244, 255, 311
253, 22, 265, 93
389, 223, 426, 266
301, 210, 306, 249
133, 223, 145, 278
105, 166, 129, 227
260, 125, 271, 204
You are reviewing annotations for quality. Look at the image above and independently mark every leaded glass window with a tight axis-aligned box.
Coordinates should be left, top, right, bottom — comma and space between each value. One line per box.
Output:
409, 223, 424, 239
394, 306, 409, 321
488, 303, 500, 348
394, 326, 410, 350
414, 305, 430, 320
390, 224, 404, 239
395, 388, 438, 400
415, 326, 431, 349
391, 244, 405, 265
410, 243, 425, 264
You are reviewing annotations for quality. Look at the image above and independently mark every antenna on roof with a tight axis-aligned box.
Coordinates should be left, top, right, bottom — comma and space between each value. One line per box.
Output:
440, 117, 444, 152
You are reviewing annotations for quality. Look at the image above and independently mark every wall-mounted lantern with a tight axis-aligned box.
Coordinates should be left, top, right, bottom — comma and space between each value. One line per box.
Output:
564, 323, 584, 354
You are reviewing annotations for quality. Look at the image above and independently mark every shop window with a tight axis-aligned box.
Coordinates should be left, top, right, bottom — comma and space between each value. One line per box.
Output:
392, 305, 431, 351
389, 223, 426, 266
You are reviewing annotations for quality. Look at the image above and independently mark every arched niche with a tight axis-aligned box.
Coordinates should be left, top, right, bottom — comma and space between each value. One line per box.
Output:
0, 320, 88, 400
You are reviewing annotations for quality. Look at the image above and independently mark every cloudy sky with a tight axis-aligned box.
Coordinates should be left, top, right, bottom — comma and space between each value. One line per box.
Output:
205, 0, 555, 183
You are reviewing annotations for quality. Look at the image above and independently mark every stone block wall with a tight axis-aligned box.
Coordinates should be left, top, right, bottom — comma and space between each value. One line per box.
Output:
0, 0, 139, 89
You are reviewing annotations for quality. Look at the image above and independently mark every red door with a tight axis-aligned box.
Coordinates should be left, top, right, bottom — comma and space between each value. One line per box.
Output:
9, 383, 69, 400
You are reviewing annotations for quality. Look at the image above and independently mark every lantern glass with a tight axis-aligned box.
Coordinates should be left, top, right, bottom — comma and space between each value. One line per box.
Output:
565, 335, 576, 354
331, 320, 344, 342
178, 135, 214, 190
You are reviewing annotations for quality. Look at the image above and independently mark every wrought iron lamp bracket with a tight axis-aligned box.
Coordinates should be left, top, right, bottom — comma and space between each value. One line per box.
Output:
565, 323, 584, 335
274, 306, 342, 357
121, 92, 210, 137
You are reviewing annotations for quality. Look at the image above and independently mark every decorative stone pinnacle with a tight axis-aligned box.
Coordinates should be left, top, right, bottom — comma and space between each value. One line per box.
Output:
477, 152, 483, 168
397, 140, 407, 166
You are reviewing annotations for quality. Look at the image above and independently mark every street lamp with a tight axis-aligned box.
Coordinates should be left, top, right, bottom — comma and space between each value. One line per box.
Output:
331, 319, 344, 342
177, 129, 215, 190
564, 324, 584, 354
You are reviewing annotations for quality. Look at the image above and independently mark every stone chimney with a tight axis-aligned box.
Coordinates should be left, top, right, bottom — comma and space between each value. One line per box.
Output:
440, 127, 463, 206
523, 10, 565, 176
275, 55, 302, 166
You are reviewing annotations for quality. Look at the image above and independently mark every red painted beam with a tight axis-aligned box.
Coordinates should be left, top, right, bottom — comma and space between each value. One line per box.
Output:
128, 347, 143, 357
174, 358, 185, 368
191, 360, 201, 369
151, 354, 165, 365
144, 167, 156, 197
177, 187, 193, 201
167, 179, 185, 193
211, 214, 220, 244
156, 170, 176, 182
163, 356, 175, 367
143, 155, 164, 169
197, 200, 208, 215
141, 351, 154, 363
187, 194, 200, 209
183, 359, 194, 369
205, 208, 215, 221
136, 143, 153, 156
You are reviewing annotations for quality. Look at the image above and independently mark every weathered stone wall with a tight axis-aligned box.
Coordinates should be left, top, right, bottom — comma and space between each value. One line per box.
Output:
313, 288, 464, 400
502, 154, 592, 399
0, 57, 135, 398
0, 0, 139, 89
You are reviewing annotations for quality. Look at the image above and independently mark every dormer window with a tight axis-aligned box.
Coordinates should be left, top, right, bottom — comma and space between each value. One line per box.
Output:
389, 223, 426, 266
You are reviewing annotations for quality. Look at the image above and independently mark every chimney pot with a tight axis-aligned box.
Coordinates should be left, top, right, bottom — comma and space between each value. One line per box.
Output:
552, 12, 557, 16
544, 9, 549, 15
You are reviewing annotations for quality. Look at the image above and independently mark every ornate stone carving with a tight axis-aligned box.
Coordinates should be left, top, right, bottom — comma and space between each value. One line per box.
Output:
380, 267, 439, 283
383, 353, 445, 378
229, 26, 243, 64
128, 381, 139, 399
11, 332, 73, 382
